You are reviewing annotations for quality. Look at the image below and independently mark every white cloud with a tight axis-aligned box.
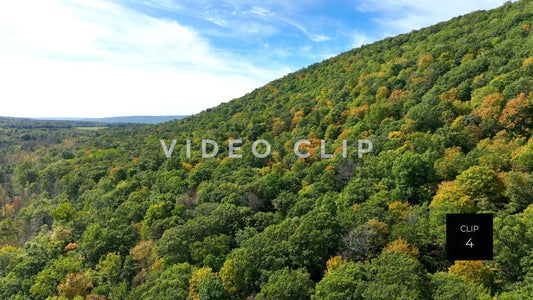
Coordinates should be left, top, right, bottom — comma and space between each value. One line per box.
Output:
249, 6, 274, 18
0, 50, 268, 117
0, 0, 286, 118
348, 31, 372, 48
356, 0, 511, 33
284, 19, 331, 42
145, 0, 329, 42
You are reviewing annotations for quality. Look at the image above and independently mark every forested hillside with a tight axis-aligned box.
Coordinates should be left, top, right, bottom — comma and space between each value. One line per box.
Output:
2, 0, 533, 299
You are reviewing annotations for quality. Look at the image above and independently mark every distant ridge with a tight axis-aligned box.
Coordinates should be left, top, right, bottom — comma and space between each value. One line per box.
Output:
34, 115, 187, 124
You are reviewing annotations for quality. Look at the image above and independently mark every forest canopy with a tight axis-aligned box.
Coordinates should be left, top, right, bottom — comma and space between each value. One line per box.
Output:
2, 0, 533, 299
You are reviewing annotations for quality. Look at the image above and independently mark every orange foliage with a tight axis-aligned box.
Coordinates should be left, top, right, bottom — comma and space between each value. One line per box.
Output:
292, 110, 305, 126
11, 196, 22, 210
64, 243, 78, 252
449, 260, 494, 287
182, 162, 193, 172
326, 255, 346, 274
499, 93, 533, 133
338, 128, 351, 140
411, 77, 429, 85
472, 93, 505, 119
418, 54, 434, 69
383, 237, 419, 257
351, 104, 370, 118
440, 88, 459, 102
389, 89, 410, 102
296, 137, 322, 160
523, 57, 533, 67
57, 272, 93, 299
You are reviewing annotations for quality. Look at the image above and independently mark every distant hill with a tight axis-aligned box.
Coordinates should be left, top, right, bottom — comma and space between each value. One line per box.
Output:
34, 115, 187, 124
0, 116, 116, 129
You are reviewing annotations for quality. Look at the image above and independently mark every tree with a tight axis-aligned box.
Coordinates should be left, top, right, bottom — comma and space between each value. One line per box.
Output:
289, 210, 341, 276
392, 150, 433, 203
325, 255, 345, 275
189, 234, 231, 269
382, 237, 419, 258
132, 263, 195, 300
472, 92, 505, 120
341, 218, 389, 262
219, 259, 245, 298
456, 166, 504, 210
511, 138, 533, 171
429, 181, 475, 233
257, 267, 314, 300
220, 217, 297, 297
49, 202, 77, 224
448, 260, 495, 289
493, 213, 531, 283
363, 251, 428, 299
57, 271, 94, 299
314, 261, 368, 300
434, 146, 470, 180
81, 222, 139, 265
430, 272, 491, 300
499, 93, 533, 135
96, 252, 122, 285
189, 267, 213, 300
504, 171, 533, 213
130, 240, 155, 274
29, 256, 84, 299
197, 272, 227, 300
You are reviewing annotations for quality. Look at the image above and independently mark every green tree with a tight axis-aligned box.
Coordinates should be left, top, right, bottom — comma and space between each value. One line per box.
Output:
131, 263, 195, 300
430, 272, 491, 300
49, 202, 77, 224
198, 272, 228, 300
456, 166, 504, 210
257, 267, 314, 300
313, 261, 368, 300
289, 210, 341, 276
96, 252, 122, 285
29, 256, 84, 299
494, 213, 531, 283
363, 251, 428, 299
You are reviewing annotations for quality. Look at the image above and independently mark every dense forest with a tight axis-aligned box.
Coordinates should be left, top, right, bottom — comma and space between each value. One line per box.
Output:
2, 0, 533, 299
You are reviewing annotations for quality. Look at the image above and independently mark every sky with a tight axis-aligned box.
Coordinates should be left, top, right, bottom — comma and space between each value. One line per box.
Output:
0, 0, 511, 118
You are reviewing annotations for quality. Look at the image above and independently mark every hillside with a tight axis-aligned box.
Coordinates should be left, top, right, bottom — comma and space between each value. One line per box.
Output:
1, 0, 533, 299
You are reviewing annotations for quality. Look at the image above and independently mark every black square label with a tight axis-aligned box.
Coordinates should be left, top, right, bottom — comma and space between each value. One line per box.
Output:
446, 214, 493, 260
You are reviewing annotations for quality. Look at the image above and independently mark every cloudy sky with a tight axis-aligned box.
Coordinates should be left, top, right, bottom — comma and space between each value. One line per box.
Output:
0, 0, 510, 118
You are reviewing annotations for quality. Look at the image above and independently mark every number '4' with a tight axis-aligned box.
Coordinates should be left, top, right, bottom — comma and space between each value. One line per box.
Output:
466, 238, 474, 248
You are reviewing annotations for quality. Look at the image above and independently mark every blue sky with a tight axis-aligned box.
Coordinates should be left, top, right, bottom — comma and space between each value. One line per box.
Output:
0, 0, 510, 117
